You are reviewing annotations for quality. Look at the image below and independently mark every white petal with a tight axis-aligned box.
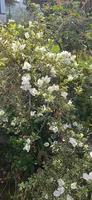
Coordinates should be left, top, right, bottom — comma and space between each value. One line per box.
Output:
90, 152, 92, 157
57, 179, 65, 187
53, 190, 61, 197
89, 172, 92, 180
67, 194, 74, 200
57, 186, 65, 194
71, 182, 77, 189
83, 173, 89, 181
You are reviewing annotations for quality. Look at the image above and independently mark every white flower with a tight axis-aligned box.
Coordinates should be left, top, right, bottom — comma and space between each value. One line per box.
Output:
35, 46, 46, 53
12, 42, 18, 52
37, 113, 43, 117
44, 142, 50, 147
29, 88, 38, 96
18, 24, 24, 29
21, 74, 31, 91
50, 67, 56, 77
12, 41, 26, 52
37, 76, 51, 87
36, 32, 43, 39
26, 138, 31, 144
83, 172, 92, 181
19, 44, 26, 51
30, 111, 36, 116
22, 61, 32, 71
69, 137, 77, 147
57, 179, 65, 187
37, 79, 44, 87
90, 152, 92, 157
57, 51, 72, 65
25, 32, 29, 39
89, 172, 92, 180
53, 190, 61, 197
23, 138, 31, 152
71, 182, 77, 189
23, 144, 30, 152
67, 194, 74, 200
8, 19, 15, 23
61, 51, 71, 59
29, 21, 33, 27
45, 194, 48, 199
73, 121, 78, 127
48, 84, 59, 93
42, 75, 51, 84
63, 124, 71, 130
22, 74, 31, 82
0, 109, 5, 116
53, 187, 65, 197
42, 105, 47, 112
78, 142, 83, 147
71, 55, 76, 61
46, 52, 55, 59
49, 125, 58, 133
67, 75, 74, 81
61, 92, 68, 99
68, 100, 72, 105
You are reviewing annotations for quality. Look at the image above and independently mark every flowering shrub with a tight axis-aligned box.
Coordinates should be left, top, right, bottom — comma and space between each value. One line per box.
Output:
0, 20, 92, 199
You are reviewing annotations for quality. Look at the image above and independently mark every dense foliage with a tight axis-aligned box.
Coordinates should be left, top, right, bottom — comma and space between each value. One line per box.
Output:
0, 2, 92, 200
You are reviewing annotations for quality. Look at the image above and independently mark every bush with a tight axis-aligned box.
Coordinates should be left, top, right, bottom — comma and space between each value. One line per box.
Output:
0, 19, 92, 199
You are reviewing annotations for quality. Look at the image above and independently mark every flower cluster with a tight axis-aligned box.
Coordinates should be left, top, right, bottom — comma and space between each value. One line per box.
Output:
23, 138, 31, 152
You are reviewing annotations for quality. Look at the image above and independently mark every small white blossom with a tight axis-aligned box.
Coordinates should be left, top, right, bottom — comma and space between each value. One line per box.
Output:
57, 51, 72, 65
0, 109, 5, 116
25, 32, 30, 39
29, 88, 38, 96
49, 125, 58, 133
68, 100, 72, 105
73, 121, 78, 127
50, 67, 56, 77
37, 79, 43, 87
8, 19, 15, 23
71, 182, 77, 189
57, 179, 65, 187
22, 61, 32, 71
63, 124, 71, 130
69, 137, 77, 147
42, 75, 51, 84
53, 187, 65, 197
90, 152, 92, 157
35, 46, 46, 53
44, 142, 50, 147
46, 52, 55, 59
29, 21, 33, 27
45, 194, 48, 199
19, 44, 26, 51
42, 105, 47, 112
18, 24, 24, 29
23, 144, 30, 152
61, 92, 68, 99
67, 75, 74, 81
30, 111, 36, 116
21, 74, 31, 91
26, 138, 31, 144
78, 142, 83, 147
23, 138, 31, 152
67, 194, 74, 200
48, 84, 59, 93
53, 190, 61, 197
37, 76, 51, 87
12, 41, 26, 52
83, 172, 92, 181
36, 32, 43, 39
